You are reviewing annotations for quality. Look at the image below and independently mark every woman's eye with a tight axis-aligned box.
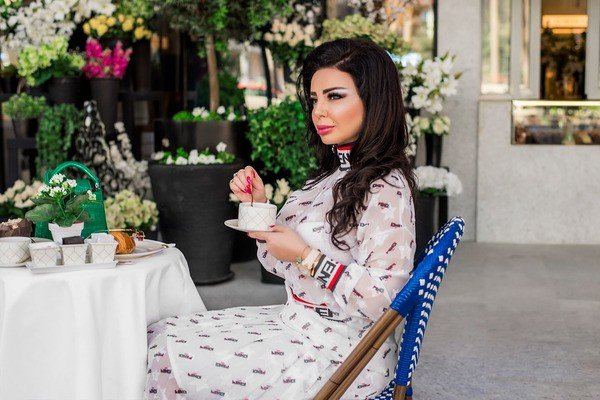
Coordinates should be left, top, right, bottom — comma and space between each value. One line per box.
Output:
310, 98, 318, 105
328, 93, 343, 100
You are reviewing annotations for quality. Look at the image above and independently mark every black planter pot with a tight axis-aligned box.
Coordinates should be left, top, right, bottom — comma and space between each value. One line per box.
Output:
148, 162, 242, 285
132, 40, 151, 91
90, 77, 120, 137
155, 119, 252, 163
425, 134, 443, 167
0, 76, 18, 94
12, 118, 39, 138
415, 194, 436, 256
232, 230, 258, 263
48, 76, 81, 105
261, 267, 285, 284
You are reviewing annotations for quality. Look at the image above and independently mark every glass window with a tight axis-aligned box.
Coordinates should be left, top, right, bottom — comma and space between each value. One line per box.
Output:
520, 0, 531, 90
513, 100, 600, 145
540, 0, 587, 99
481, 0, 512, 94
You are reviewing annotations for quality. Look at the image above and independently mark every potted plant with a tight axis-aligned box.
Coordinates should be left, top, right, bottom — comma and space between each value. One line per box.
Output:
82, 39, 132, 137
24, 173, 98, 244
4, 93, 47, 138
407, 114, 451, 168
413, 165, 463, 254
0, 64, 18, 94
17, 36, 85, 105
104, 189, 159, 239
149, 142, 240, 284
243, 98, 317, 281
36, 104, 82, 176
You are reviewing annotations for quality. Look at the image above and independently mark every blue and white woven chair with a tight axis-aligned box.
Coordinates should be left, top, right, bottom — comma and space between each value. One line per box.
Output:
315, 217, 465, 400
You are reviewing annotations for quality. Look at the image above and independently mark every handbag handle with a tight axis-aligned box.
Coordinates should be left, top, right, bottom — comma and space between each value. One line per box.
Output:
44, 161, 102, 191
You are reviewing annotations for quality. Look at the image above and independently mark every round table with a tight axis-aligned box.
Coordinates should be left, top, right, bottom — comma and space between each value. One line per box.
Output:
0, 247, 206, 400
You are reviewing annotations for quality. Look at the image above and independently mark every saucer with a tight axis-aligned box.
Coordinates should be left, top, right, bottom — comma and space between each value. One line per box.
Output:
0, 260, 28, 268
224, 219, 271, 233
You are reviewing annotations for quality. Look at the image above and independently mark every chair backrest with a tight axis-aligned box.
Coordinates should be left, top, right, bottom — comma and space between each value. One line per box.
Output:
391, 216, 465, 387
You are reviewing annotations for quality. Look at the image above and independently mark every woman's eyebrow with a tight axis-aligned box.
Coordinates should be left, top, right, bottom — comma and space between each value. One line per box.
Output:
310, 87, 348, 95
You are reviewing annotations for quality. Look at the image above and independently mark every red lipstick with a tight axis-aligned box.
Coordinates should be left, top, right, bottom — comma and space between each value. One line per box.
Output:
316, 125, 335, 135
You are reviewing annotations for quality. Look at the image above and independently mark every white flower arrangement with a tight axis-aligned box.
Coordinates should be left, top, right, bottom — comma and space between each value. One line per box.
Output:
229, 178, 292, 210
406, 114, 451, 137
153, 142, 236, 165
0, 179, 43, 218
264, 17, 316, 48
0, 0, 115, 53
108, 122, 151, 199
104, 189, 158, 232
400, 53, 460, 115
414, 166, 463, 197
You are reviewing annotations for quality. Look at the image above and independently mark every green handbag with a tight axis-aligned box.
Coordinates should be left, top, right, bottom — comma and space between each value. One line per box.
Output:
34, 161, 108, 239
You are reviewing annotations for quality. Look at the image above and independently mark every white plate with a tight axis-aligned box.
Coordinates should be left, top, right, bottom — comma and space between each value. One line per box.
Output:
114, 239, 172, 262
224, 219, 271, 233
0, 238, 52, 268
26, 261, 117, 274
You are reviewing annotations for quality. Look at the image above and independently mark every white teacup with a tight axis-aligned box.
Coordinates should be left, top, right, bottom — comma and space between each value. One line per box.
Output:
0, 237, 31, 264
238, 202, 277, 231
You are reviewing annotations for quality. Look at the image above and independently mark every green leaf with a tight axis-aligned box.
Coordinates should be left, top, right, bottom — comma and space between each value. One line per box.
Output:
25, 203, 59, 224
65, 193, 89, 214
54, 214, 77, 227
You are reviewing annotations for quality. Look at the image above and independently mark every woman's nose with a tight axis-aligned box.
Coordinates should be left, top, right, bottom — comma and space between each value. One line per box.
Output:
313, 100, 327, 118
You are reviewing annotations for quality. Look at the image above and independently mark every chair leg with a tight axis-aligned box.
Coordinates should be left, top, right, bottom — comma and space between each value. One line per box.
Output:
393, 385, 406, 400
406, 382, 413, 400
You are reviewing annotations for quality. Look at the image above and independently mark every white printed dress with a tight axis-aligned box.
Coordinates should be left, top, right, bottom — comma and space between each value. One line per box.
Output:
144, 145, 416, 400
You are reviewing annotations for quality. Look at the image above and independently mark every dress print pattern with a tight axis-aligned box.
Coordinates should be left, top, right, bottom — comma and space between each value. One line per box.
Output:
145, 147, 416, 400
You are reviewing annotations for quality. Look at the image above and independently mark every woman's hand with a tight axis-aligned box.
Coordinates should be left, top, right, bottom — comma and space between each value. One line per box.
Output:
247, 224, 309, 263
229, 166, 267, 203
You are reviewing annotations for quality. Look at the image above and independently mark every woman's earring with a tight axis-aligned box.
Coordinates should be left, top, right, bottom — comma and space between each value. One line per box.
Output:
331, 145, 336, 154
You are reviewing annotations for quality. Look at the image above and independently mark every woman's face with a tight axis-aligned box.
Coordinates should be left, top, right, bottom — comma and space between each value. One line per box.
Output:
310, 68, 365, 146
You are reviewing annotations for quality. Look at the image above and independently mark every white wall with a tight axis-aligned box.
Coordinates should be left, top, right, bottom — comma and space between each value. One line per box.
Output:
437, 0, 481, 241
478, 100, 600, 244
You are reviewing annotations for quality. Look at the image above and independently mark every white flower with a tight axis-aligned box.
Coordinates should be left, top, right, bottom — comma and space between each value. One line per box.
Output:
201, 109, 210, 118
165, 155, 174, 165
432, 118, 447, 135
444, 172, 463, 197
414, 166, 462, 197
216, 142, 227, 153
264, 184, 274, 201
175, 156, 188, 165
152, 151, 164, 161
192, 107, 203, 117
66, 179, 77, 188
229, 193, 240, 203
38, 184, 50, 194
22, 199, 34, 208
5, 188, 15, 199
217, 106, 226, 115
227, 113, 236, 121
276, 178, 291, 196
114, 122, 125, 132
86, 190, 96, 201
273, 189, 284, 205
162, 138, 170, 148
49, 173, 65, 185
12, 180, 25, 190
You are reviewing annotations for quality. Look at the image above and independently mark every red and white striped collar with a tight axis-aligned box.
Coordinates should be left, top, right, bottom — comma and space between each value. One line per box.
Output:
335, 143, 353, 171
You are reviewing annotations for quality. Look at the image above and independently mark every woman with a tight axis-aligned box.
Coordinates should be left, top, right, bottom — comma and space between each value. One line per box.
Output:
145, 38, 416, 400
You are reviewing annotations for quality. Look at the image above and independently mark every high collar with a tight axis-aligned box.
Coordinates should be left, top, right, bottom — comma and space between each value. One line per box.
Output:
335, 143, 353, 171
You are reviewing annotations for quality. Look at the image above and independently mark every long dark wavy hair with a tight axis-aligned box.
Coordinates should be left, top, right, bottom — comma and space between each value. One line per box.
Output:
297, 38, 416, 251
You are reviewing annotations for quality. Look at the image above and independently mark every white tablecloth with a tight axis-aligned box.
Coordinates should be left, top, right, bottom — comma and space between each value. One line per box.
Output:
0, 247, 206, 400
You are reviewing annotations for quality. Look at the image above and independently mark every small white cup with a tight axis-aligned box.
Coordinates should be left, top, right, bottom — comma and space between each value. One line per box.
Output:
29, 242, 60, 267
86, 241, 117, 263
61, 244, 88, 266
0, 237, 31, 264
238, 202, 277, 231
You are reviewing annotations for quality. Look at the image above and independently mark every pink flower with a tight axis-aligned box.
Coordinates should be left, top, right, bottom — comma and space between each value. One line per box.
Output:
83, 39, 132, 79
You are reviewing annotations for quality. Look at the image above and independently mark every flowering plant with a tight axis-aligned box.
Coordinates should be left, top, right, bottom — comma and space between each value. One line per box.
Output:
83, 13, 152, 42
107, 122, 151, 198
0, 0, 115, 53
24, 173, 98, 227
0, 180, 43, 218
17, 37, 84, 87
82, 39, 132, 79
414, 166, 463, 197
321, 14, 408, 56
173, 106, 245, 123
264, 1, 322, 71
400, 53, 461, 114
153, 142, 236, 165
104, 189, 158, 232
407, 114, 451, 137
229, 178, 292, 211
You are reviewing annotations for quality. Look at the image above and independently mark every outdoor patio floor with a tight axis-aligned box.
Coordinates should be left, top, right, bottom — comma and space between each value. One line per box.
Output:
197, 242, 600, 400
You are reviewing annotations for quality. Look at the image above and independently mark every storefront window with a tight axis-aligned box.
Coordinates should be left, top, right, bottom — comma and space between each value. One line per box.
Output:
540, 0, 587, 99
481, 0, 512, 94
513, 100, 600, 145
